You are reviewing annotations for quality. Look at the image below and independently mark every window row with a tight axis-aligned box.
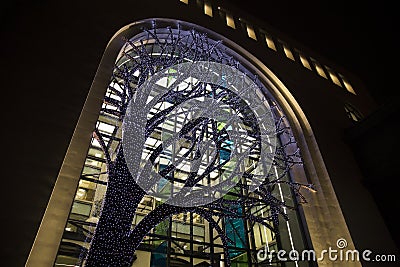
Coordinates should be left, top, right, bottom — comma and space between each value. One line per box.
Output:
179, 0, 356, 95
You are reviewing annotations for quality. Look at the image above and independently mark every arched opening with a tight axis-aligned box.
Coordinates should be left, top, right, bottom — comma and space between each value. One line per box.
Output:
27, 19, 358, 267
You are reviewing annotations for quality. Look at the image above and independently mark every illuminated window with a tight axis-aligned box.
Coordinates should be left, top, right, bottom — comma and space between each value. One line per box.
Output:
218, 7, 235, 29
298, 52, 312, 70
344, 103, 363, 122
310, 57, 328, 79
247, 25, 257, 40
325, 66, 342, 87
204, 1, 212, 17
240, 18, 257, 40
339, 73, 356, 95
225, 11, 235, 29
264, 33, 277, 51
53, 23, 309, 267
282, 44, 295, 61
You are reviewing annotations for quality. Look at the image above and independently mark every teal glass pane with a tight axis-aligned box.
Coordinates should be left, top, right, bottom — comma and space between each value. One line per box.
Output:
225, 204, 246, 258
150, 241, 167, 267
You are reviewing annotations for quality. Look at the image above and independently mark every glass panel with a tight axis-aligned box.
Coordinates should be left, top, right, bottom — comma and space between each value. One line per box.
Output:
54, 25, 309, 267
325, 66, 342, 87
71, 201, 92, 216
265, 34, 277, 51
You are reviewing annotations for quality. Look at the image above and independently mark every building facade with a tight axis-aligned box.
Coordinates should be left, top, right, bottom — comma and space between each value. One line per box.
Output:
6, 0, 396, 266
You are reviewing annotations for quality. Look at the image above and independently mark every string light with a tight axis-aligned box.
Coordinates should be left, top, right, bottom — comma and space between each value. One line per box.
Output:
81, 25, 314, 267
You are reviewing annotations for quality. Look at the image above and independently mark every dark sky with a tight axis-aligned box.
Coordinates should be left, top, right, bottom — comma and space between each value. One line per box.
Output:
2, 1, 396, 105
226, 0, 397, 106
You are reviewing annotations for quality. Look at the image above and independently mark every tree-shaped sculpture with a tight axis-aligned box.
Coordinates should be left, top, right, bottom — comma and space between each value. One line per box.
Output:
82, 27, 313, 267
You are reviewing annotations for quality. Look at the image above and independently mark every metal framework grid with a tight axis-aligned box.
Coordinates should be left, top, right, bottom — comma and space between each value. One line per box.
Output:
54, 26, 313, 267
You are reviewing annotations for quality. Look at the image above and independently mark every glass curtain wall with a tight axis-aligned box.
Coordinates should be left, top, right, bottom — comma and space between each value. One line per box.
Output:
54, 24, 309, 267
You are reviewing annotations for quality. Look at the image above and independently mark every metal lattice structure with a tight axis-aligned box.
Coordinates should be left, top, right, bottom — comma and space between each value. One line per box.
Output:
60, 26, 314, 267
